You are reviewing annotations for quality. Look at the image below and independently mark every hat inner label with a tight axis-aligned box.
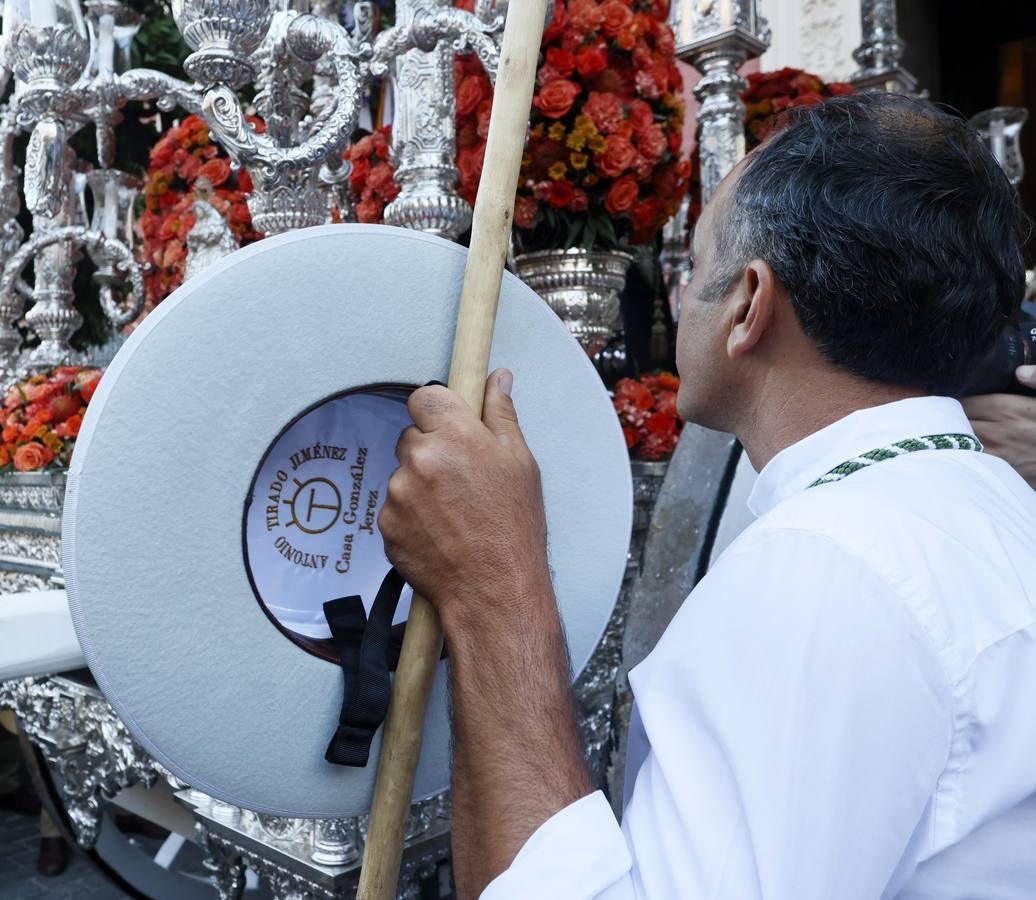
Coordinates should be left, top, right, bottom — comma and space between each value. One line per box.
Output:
244, 387, 415, 654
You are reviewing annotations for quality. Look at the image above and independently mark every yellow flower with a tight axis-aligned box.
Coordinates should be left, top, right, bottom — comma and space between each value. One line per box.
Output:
575, 115, 594, 132
530, 123, 545, 138
570, 152, 589, 170
547, 161, 568, 180
548, 122, 566, 141
521, 152, 532, 169
588, 133, 607, 153
40, 428, 62, 452
566, 131, 587, 151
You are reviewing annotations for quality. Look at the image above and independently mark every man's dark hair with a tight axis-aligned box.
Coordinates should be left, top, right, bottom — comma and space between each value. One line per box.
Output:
708, 92, 1027, 395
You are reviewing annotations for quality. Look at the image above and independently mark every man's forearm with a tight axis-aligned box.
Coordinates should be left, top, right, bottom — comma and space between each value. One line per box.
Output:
444, 583, 593, 899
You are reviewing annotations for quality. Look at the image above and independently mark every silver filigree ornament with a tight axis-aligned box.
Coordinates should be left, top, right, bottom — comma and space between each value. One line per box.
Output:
172, 0, 276, 88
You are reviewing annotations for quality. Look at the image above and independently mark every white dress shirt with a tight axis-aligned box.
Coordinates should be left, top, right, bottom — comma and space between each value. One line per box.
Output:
484, 396, 1036, 899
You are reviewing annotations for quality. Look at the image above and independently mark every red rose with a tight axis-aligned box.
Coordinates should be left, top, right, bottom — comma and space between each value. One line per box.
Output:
534, 79, 581, 119
636, 123, 667, 161
545, 47, 576, 77
542, 0, 568, 43
349, 155, 370, 189
47, 393, 79, 423
628, 99, 654, 132
456, 74, 486, 117
656, 26, 675, 56
570, 188, 589, 212
237, 168, 253, 192
645, 411, 677, 436
615, 377, 653, 409
355, 197, 384, 223
623, 427, 636, 449
367, 162, 397, 195
583, 91, 624, 134
567, 0, 604, 34
596, 134, 636, 177
546, 179, 575, 208
828, 82, 855, 96
457, 144, 486, 189
13, 442, 51, 472
574, 45, 607, 77
656, 389, 678, 416
198, 158, 231, 187
600, 0, 633, 37
514, 195, 539, 229
630, 196, 661, 231
476, 98, 493, 139
605, 176, 638, 214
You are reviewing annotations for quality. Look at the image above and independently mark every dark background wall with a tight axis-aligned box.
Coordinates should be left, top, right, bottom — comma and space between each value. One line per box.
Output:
901, 0, 1036, 262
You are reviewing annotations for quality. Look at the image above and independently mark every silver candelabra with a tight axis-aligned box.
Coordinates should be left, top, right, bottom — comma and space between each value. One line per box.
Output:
0, 0, 505, 382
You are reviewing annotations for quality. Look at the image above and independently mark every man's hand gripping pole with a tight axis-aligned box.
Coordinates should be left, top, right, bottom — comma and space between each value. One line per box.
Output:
356, 2, 550, 897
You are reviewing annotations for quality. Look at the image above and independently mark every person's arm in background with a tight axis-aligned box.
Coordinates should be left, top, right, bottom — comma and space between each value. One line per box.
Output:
963, 365, 1036, 489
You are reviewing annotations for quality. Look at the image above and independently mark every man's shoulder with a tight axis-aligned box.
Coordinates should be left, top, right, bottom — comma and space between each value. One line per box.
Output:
720, 450, 1036, 669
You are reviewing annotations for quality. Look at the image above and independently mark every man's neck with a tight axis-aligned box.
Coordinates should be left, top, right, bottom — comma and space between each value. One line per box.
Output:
734, 372, 926, 472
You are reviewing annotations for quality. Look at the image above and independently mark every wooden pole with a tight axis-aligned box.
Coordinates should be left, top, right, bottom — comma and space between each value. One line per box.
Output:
356, 3, 548, 897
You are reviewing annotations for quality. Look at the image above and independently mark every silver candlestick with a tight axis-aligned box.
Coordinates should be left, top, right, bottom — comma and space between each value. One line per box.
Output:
850, 0, 917, 94
671, 0, 769, 203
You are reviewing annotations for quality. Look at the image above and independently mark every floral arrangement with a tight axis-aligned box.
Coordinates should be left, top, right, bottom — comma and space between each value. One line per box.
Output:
0, 367, 102, 471
346, 126, 401, 223
742, 68, 854, 150
460, 0, 690, 251
346, 0, 689, 249
613, 371, 681, 460
139, 115, 263, 308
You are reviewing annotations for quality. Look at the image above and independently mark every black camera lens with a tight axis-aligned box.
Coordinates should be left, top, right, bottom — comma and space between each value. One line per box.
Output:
958, 311, 1036, 398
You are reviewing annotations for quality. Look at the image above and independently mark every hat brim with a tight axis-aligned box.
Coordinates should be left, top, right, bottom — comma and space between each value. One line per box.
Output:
63, 225, 632, 818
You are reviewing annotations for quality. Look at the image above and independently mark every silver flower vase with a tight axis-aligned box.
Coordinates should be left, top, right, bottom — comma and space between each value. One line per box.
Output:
514, 247, 633, 357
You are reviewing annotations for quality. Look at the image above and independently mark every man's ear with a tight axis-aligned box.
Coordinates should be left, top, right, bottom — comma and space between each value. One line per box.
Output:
727, 260, 777, 359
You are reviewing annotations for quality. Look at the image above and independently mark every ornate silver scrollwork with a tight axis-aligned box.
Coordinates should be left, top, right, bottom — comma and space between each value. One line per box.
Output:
1, 677, 161, 848
172, 0, 276, 88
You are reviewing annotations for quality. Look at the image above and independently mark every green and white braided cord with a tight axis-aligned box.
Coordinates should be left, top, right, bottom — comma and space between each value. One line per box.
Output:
808, 433, 983, 489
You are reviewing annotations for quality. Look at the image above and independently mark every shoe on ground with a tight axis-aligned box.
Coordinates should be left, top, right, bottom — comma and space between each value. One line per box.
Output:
37, 835, 69, 877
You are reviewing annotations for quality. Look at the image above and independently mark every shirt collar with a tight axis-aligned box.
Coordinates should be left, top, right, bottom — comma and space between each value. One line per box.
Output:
747, 396, 976, 517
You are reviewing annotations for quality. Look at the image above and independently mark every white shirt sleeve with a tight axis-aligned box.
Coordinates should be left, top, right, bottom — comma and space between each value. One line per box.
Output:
482, 527, 954, 900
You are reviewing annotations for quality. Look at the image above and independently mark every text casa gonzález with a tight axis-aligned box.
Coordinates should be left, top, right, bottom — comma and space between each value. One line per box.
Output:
263, 441, 379, 574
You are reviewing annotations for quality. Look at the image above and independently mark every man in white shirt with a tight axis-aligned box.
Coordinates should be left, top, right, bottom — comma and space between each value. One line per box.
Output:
378, 93, 1036, 898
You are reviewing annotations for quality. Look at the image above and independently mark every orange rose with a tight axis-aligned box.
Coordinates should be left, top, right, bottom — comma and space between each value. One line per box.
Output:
600, 0, 634, 36
533, 79, 581, 119
2, 426, 18, 443
604, 176, 639, 214
595, 134, 636, 177
0, 445, 10, 467
13, 442, 51, 472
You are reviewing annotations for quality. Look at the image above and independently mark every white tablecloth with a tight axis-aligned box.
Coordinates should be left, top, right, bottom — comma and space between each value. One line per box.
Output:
0, 589, 84, 680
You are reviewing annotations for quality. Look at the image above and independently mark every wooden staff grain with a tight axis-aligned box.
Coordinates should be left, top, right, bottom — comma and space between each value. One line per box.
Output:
355, 2, 550, 897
